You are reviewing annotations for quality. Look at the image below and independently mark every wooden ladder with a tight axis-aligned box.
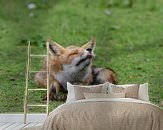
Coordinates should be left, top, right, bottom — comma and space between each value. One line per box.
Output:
24, 41, 50, 124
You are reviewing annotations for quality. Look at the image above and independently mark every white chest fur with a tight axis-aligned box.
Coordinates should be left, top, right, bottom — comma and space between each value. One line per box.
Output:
55, 64, 91, 90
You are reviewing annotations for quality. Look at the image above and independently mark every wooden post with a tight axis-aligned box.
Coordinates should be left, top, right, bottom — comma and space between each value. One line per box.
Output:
46, 41, 50, 115
24, 41, 31, 124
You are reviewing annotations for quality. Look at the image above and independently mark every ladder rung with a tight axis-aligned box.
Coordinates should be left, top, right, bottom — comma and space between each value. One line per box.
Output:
30, 54, 47, 57
29, 71, 47, 73
27, 104, 47, 107
28, 88, 47, 91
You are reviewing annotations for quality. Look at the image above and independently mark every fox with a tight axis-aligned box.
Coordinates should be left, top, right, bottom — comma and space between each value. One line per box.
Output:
35, 38, 117, 100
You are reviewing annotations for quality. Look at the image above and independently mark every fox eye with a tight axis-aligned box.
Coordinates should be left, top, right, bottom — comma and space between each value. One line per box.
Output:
86, 48, 92, 53
69, 52, 78, 56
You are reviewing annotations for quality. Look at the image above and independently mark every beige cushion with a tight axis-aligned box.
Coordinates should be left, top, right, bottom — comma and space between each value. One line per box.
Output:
66, 82, 109, 102
108, 83, 149, 101
74, 85, 102, 100
110, 84, 140, 99
84, 92, 126, 99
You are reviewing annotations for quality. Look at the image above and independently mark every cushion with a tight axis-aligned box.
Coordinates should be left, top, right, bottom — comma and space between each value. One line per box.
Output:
74, 85, 102, 100
109, 84, 140, 99
138, 83, 149, 101
66, 82, 75, 103
66, 82, 109, 102
108, 83, 149, 101
84, 92, 126, 99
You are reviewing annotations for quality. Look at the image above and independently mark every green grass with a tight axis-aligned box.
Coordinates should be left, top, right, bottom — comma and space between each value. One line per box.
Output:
0, 0, 162, 113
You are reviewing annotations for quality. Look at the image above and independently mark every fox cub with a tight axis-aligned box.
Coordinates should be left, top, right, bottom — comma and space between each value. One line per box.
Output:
35, 38, 117, 100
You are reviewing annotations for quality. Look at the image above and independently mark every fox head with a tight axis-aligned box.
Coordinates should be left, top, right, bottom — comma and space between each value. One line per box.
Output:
47, 38, 96, 88
48, 38, 96, 72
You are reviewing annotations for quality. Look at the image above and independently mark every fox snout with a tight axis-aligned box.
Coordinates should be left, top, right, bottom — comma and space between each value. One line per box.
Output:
86, 49, 96, 59
74, 49, 95, 67
86, 48, 92, 53
83, 47, 96, 58
83, 49, 95, 58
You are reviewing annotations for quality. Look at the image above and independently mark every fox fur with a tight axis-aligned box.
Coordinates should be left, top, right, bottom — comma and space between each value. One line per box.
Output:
35, 38, 117, 100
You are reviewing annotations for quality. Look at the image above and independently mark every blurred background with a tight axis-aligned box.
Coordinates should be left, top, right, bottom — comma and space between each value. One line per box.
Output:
0, 0, 162, 113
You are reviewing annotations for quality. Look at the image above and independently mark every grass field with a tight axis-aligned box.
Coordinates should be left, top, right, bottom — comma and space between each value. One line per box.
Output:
0, 0, 162, 113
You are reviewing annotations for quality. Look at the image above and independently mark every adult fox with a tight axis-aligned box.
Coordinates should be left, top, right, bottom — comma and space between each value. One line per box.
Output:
35, 38, 117, 100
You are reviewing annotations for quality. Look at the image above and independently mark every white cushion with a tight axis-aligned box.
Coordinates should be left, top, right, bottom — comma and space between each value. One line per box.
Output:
66, 82, 76, 103
139, 83, 149, 102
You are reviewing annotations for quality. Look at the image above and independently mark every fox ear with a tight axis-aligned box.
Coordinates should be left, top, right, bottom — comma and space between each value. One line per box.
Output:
82, 37, 96, 51
47, 39, 65, 56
